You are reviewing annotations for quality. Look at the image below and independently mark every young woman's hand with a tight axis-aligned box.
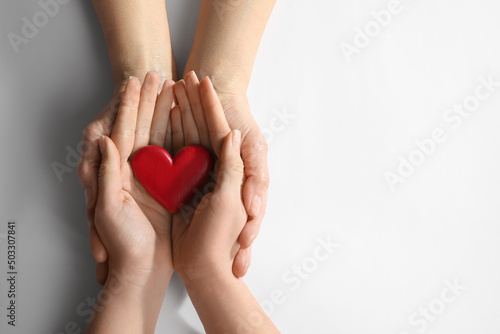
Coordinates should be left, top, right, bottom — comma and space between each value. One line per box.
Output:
170, 75, 279, 334
169, 72, 250, 279
84, 74, 177, 334
81, 72, 177, 285
80, 0, 177, 284
170, 76, 246, 282
92, 72, 176, 281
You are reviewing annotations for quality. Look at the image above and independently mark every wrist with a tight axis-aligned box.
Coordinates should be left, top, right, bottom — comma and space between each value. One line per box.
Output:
106, 261, 173, 292
93, 0, 176, 86
87, 267, 170, 334
112, 57, 175, 89
177, 264, 238, 291
184, 59, 248, 96
182, 269, 236, 298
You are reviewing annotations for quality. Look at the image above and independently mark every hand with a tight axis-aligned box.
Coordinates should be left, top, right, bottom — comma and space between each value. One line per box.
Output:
217, 91, 270, 277
79, 72, 176, 284
170, 74, 247, 282
86, 0, 177, 284
170, 76, 279, 333
181, 0, 275, 276
84, 75, 176, 334
176, 74, 270, 277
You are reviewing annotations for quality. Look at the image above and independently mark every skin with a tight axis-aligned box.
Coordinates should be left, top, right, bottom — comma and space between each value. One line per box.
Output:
84, 76, 174, 334
80, 0, 177, 285
80, 0, 275, 282
172, 76, 280, 333
184, 0, 277, 276
85, 74, 279, 333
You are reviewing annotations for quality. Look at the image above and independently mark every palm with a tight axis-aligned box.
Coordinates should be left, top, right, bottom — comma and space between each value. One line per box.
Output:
81, 73, 177, 284
117, 161, 173, 270
124, 161, 173, 239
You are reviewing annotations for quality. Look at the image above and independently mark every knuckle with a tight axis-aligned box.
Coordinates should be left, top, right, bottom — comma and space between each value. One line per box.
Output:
231, 161, 245, 175
256, 135, 269, 156
114, 128, 135, 138
77, 161, 88, 182
135, 126, 150, 138
83, 121, 106, 140
98, 161, 116, 177
149, 130, 165, 143
260, 172, 271, 188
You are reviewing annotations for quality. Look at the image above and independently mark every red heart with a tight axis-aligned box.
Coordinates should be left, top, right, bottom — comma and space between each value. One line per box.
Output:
131, 145, 213, 214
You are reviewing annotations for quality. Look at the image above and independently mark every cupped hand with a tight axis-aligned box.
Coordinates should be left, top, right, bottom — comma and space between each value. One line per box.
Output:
79, 72, 177, 284
216, 92, 270, 276
170, 75, 247, 282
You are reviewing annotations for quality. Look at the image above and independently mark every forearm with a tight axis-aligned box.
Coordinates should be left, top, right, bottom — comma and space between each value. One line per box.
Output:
92, 0, 175, 85
184, 274, 279, 333
185, 0, 276, 94
85, 268, 171, 334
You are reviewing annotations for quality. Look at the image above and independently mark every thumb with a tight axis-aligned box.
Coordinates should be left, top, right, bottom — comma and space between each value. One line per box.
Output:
216, 130, 244, 195
97, 136, 122, 208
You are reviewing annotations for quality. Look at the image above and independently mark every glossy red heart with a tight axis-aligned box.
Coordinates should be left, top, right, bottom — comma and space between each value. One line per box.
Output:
131, 145, 213, 214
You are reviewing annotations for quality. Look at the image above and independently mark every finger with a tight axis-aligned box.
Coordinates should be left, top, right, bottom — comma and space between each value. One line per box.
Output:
79, 112, 118, 265
216, 130, 244, 195
150, 80, 175, 146
171, 106, 185, 154
133, 71, 160, 153
82, 166, 108, 263
111, 77, 141, 163
239, 134, 270, 247
199, 77, 231, 158
97, 136, 122, 208
174, 80, 200, 145
184, 71, 211, 148
165, 120, 173, 153
232, 246, 251, 278
238, 199, 266, 248
96, 261, 108, 286
89, 222, 107, 263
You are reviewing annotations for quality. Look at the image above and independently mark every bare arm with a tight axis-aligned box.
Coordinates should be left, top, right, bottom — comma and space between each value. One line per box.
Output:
185, 274, 279, 334
81, 2, 176, 283
185, 0, 276, 93
184, 0, 277, 277
92, 0, 176, 84
172, 77, 279, 334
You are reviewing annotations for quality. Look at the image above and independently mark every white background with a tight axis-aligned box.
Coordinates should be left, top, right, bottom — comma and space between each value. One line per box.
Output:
1, 0, 500, 333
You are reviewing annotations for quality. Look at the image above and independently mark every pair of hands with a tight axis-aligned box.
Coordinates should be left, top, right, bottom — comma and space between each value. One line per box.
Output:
84, 71, 248, 288
79, 71, 269, 283
80, 72, 283, 334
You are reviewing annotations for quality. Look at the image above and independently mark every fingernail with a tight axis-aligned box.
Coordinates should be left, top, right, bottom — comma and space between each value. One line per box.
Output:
147, 70, 158, 77
242, 255, 248, 267
205, 77, 214, 88
250, 195, 262, 217
99, 136, 106, 154
232, 130, 241, 149
249, 234, 256, 246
